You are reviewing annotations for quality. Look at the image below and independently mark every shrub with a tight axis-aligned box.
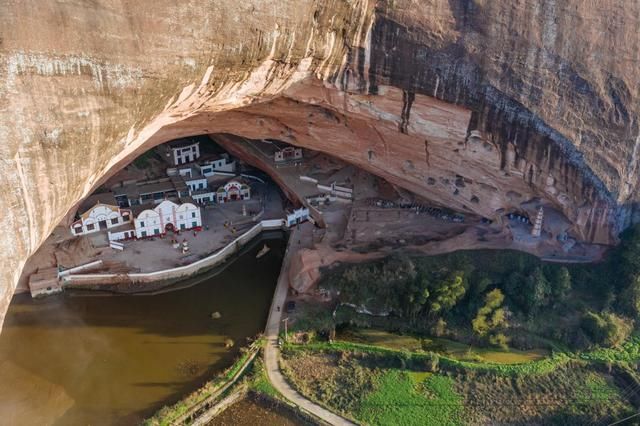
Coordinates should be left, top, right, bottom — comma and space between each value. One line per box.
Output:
580, 312, 632, 348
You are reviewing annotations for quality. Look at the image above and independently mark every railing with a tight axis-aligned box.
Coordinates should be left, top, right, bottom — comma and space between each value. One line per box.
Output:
61, 219, 286, 285
58, 260, 104, 277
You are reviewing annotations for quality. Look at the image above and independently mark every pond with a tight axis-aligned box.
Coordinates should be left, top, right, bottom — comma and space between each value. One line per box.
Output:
0, 236, 285, 426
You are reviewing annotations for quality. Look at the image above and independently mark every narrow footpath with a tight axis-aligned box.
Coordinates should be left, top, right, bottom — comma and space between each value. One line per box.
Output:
264, 223, 357, 426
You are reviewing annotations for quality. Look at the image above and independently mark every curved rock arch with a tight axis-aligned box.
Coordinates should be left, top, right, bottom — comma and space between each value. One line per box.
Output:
2, 0, 639, 328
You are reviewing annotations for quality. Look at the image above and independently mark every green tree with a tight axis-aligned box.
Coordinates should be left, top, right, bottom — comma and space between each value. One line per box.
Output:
472, 289, 507, 337
551, 266, 572, 300
489, 333, 509, 350
430, 271, 466, 313
523, 267, 551, 313
619, 275, 640, 318
403, 274, 431, 320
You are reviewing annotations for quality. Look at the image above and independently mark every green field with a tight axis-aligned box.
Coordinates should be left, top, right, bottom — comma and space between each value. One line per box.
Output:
357, 370, 464, 426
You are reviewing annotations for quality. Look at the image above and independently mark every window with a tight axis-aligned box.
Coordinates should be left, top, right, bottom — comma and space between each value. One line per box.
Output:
180, 224, 186, 230
111, 218, 119, 225
86, 223, 95, 231
154, 228, 160, 235
141, 231, 147, 237
192, 221, 198, 228
191, 212, 196, 218
198, 183, 204, 189
140, 221, 145, 227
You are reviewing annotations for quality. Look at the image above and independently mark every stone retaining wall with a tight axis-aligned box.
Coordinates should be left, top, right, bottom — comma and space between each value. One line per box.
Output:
61, 219, 285, 286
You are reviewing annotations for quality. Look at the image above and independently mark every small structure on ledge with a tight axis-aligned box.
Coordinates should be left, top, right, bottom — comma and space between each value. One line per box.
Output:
275, 145, 303, 163
531, 206, 544, 237
286, 207, 310, 227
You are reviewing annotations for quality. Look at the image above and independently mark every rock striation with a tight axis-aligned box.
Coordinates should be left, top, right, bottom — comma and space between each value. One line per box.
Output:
1, 0, 639, 328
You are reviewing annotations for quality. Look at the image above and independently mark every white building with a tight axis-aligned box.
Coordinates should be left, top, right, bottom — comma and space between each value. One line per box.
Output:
286, 207, 310, 227
159, 139, 201, 166
133, 199, 202, 238
71, 193, 132, 237
173, 166, 216, 204
275, 146, 303, 163
216, 179, 251, 203
198, 154, 236, 176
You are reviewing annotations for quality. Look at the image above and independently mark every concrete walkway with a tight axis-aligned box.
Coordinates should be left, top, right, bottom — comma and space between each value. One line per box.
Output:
264, 224, 357, 426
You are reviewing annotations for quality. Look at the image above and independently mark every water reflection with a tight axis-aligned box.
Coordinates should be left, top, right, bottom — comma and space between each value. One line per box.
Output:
0, 236, 285, 425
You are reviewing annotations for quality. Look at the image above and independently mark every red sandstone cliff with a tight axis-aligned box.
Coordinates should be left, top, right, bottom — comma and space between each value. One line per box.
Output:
1, 0, 639, 328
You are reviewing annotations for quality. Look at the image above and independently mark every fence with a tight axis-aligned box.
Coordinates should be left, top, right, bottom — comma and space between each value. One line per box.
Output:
61, 219, 285, 286
58, 260, 103, 277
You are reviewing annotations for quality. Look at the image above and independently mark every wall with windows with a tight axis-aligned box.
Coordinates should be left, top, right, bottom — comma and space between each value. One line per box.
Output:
134, 200, 202, 238
71, 204, 131, 236
172, 143, 200, 165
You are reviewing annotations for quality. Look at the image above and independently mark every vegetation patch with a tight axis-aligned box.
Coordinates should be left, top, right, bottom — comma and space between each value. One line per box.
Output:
339, 328, 549, 364
453, 364, 633, 425
320, 225, 640, 352
357, 370, 464, 426
281, 346, 635, 425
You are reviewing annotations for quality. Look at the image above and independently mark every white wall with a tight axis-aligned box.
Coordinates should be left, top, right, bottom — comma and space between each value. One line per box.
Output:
72, 205, 130, 236
186, 177, 208, 191
62, 220, 286, 286
173, 143, 200, 165
134, 208, 162, 238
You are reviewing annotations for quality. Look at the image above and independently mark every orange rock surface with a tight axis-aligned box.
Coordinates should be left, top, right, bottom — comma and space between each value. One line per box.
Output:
1, 0, 639, 328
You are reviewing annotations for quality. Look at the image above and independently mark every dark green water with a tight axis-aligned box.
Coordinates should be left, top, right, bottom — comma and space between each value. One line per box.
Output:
0, 237, 285, 426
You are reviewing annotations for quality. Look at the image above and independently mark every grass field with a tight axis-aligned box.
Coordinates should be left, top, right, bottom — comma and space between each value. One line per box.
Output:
338, 328, 549, 364
356, 370, 464, 426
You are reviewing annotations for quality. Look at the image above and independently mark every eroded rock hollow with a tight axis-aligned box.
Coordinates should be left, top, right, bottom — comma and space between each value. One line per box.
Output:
1, 0, 639, 328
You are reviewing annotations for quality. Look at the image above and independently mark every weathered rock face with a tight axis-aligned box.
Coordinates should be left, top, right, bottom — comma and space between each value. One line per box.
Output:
1, 0, 639, 327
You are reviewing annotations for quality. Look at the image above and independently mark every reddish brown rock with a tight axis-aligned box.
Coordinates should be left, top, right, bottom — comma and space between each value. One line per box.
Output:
1, 0, 639, 328
288, 249, 323, 294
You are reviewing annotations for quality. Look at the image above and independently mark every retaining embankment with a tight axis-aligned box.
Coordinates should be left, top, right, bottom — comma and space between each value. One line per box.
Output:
61, 219, 285, 287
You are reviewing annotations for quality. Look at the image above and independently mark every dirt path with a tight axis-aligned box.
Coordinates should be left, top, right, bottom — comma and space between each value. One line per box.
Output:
264, 223, 356, 426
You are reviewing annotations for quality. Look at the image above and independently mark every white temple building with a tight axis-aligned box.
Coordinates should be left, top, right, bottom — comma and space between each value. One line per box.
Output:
132, 199, 202, 239
216, 179, 251, 203
70, 193, 133, 237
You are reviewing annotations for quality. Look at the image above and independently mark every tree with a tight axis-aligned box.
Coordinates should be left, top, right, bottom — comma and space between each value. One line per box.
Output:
431, 318, 447, 337
403, 274, 431, 320
430, 271, 466, 313
619, 275, 640, 318
617, 225, 640, 282
489, 333, 509, 350
551, 267, 572, 300
472, 289, 507, 337
523, 267, 551, 313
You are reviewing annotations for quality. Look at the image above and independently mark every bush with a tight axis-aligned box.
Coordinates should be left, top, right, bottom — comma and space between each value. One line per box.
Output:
580, 312, 632, 348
